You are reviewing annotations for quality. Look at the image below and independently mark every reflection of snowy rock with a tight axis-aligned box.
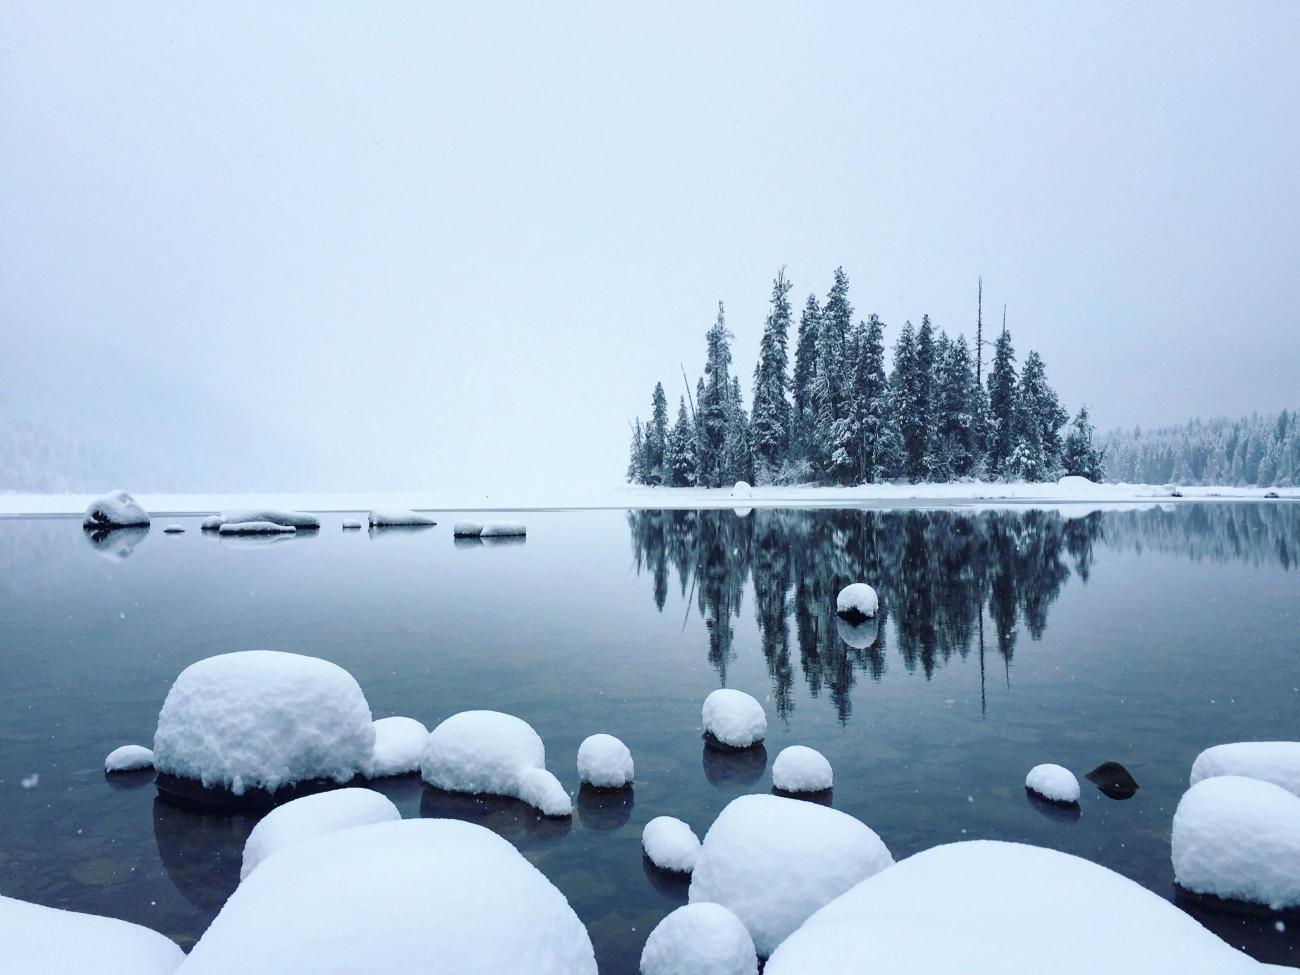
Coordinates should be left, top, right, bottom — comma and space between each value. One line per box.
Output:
480, 521, 526, 537
1025, 764, 1080, 804
1191, 741, 1300, 797
690, 794, 893, 957
730, 481, 753, 500
218, 509, 320, 529
154, 651, 374, 796
765, 840, 1261, 974
453, 521, 484, 537
576, 783, 634, 831
640, 902, 757, 975
83, 490, 150, 528
364, 716, 429, 777
702, 742, 768, 787
84, 525, 149, 561
218, 521, 296, 536
835, 616, 878, 650
577, 733, 634, 789
701, 689, 767, 749
643, 816, 701, 873
368, 509, 436, 527
835, 583, 878, 622
105, 744, 154, 773
1172, 775, 1300, 911
772, 746, 833, 794
0, 893, 185, 975
240, 788, 400, 880
182, 820, 597, 975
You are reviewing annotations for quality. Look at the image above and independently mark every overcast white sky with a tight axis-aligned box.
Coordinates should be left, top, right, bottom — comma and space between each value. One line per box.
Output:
3, 2, 1298, 491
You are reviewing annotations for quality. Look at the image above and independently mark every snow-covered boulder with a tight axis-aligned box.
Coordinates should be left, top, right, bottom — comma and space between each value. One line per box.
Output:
577, 733, 634, 789
453, 521, 484, 537
730, 481, 753, 500
643, 816, 702, 873
764, 840, 1261, 974
640, 902, 757, 975
422, 710, 571, 816
105, 744, 154, 773
701, 689, 767, 750
369, 508, 436, 527
200, 515, 222, 531
0, 894, 185, 975
772, 745, 833, 793
341, 519, 362, 530
364, 716, 429, 777
689, 794, 893, 957
217, 509, 320, 529
182, 819, 597, 975
218, 521, 296, 536
163, 524, 185, 534
240, 787, 400, 880
1025, 763, 1080, 804
480, 521, 527, 537
1171, 775, 1300, 911
1190, 741, 1300, 798
835, 583, 878, 621
154, 650, 374, 796
83, 490, 150, 528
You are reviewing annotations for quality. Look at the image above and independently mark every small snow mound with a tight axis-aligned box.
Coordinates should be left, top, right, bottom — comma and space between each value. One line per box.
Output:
1025, 763, 1080, 804
1191, 741, 1300, 798
730, 481, 753, 500
835, 583, 878, 620
517, 767, 573, 817
364, 716, 430, 777
701, 689, 767, 749
105, 744, 154, 773
0, 894, 185, 975
163, 525, 185, 534
640, 902, 757, 975
218, 521, 296, 536
341, 519, 363, 530
1172, 775, 1300, 911
219, 509, 320, 529
453, 521, 484, 537
577, 734, 634, 789
240, 787, 400, 880
83, 490, 150, 528
369, 508, 436, 527
642, 816, 701, 873
480, 521, 526, 537
1057, 474, 1097, 490
773, 745, 833, 793
200, 515, 222, 531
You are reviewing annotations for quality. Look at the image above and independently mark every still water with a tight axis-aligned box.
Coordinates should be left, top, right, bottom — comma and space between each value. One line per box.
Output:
1, 503, 1297, 970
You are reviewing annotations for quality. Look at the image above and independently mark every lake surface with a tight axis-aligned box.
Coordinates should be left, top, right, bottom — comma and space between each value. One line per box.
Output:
1, 503, 1297, 970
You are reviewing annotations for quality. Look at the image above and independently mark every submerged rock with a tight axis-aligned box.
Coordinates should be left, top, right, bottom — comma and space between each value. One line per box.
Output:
1086, 761, 1139, 800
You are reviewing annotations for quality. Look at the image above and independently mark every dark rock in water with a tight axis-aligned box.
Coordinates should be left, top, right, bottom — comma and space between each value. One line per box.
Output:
103, 767, 156, 792
1026, 788, 1083, 822
1086, 761, 1139, 800
1175, 884, 1300, 922
576, 784, 634, 832
836, 607, 871, 626
155, 771, 352, 813
702, 740, 768, 787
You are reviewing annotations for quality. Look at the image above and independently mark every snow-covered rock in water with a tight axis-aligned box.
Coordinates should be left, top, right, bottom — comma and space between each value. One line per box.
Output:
453, 521, 484, 537
772, 745, 833, 793
364, 716, 429, 777
689, 794, 893, 957
1190, 741, 1300, 798
200, 515, 222, 531
105, 744, 154, 773
643, 816, 702, 873
835, 583, 878, 621
218, 521, 296, 536
1025, 763, 1080, 804
218, 509, 320, 529
1171, 775, 1300, 911
422, 709, 571, 816
183, 819, 596, 975
701, 689, 767, 749
764, 840, 1261, 975
369, 508, 437, 527
240, 787, 400, 880
730, 481, 753, 500
341, 518, 363, 530
0, 894, 185, 975
163, 524, 185, 534
83, 490, 150, 528
480, 520, 526, 537
577, 733, 634, 789
640, 902, 757, 975
154, 650, 374, 795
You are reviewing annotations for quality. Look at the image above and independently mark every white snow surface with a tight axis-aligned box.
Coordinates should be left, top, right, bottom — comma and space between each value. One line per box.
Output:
153, 650, 375, 795
182, 818, 597, 975
689, 794, 893, 957
772, 745, 833, 793
517, 767, 574, 816
1025, 763, 1080, 803
82, 489, 150, 528
577, 733, 634, 788
1, 894, 184, 975
640, 902, 757, 975
1191, 741, 1300, 797
368, 508, 436, 526
218, 520, 296, 536
731, 480, 753, 499
200, 515, 222, 530
105, 744, 154, 773
642, 816, 702, 873
479, 520, 526, 536
702, 688, 767, 749
217, 508, 320, 529
764, 840, 1262, 974
341, 518, 362, 530
453, 520, 484, 537
835, 583, 879, 618
1171, 775, 1300, 910
163, 524, 185, 533
240, 787, 400, 880
364, 716, 429, 777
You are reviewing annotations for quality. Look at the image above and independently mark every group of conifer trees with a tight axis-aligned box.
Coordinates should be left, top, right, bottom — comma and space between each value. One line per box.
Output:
627, 268, 1104, 487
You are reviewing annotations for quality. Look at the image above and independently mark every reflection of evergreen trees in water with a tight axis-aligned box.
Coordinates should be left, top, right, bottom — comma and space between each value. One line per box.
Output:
1101, 503, 1300, 570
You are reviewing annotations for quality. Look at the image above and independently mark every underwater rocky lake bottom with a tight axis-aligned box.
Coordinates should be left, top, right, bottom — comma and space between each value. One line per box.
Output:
1, 502, 1297, 970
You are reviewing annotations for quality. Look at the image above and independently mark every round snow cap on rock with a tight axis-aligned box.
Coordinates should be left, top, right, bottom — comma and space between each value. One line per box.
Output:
835, 583, 878, 621
773, 746, 833, 794
1190, 741, 1300, 798
240, 787, 400, 880
643, 816, 702, 873
183, 819, 597, 975
105, 744, 154, 773
83, 490, 150, 528
0, 894, 186, 975
640, 902, 757, 975
689, 794, 893, 957
365, 716, 429, 777
1025, 763, 1080, 804
153, 651, 375, 796
422, 710, 570, 815
730, 481, 753, 500
702, 689, 767, 749
577, 734, 634, 789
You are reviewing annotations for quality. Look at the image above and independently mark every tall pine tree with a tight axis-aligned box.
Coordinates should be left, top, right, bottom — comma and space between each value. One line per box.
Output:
644, 382, 669, 485
664, 396, 698, 486
751, 269, 793, 482
696, 303, 735, 487
985, 326, 1018, 477
1062, 404, 1105, 480
789, 293, 821, 473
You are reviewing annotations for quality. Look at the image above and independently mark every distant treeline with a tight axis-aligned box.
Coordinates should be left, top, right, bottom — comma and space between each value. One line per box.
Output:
1101, 410, 1300, 487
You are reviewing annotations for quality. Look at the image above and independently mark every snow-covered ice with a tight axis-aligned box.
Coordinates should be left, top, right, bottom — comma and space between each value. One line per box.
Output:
153, 650, 374, 795
643, 816, 702, 873
835, 583, 878, 620
216, 509, 320, 529
240, 787, 401, 880
163, 524, 185, 534
640, 902, 757, 975
764, 840, 1261, 974
731, 481, 753, 500
105, 744, 154, 773
701, 688, 767, 749
689, 794, 893, 957
1, 894, 185, 975
82, 489, 150, 528
479, 520, 526, 536
1190, 741, 1300, 798
182, 819, 597, 975
1171, 775, 1300, 911
341, 518, 362, 530
453, 520, 484, 537
576, 733, 634, 789
369, 508, 437, 527
1025, 763, 1080, 804
772, 745, 833, 793
218, 521, 296, 536
364, 716, 429, 777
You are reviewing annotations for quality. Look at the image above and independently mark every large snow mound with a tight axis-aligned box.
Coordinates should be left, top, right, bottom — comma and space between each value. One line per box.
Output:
240, 787, 400, 880
369, 508, 437, 527
1, 894, 184, 975
701, 689, 767, 749
835, 583, 878, 620
83, 490, 150, 528
1171, 775, 1300, 911
643, 816, 701, 873
1190, 741, 1300, 798
105, 744, 155, 773
764, 840, 1261, 974
1025, 763, 1080, 804
731, 481, 753, 500
217, 509, 320, 529
364, 716, 429, 777
218, 521, 296, 536
154, 650, 374, 795
772, 745, 833, 793
183, 819, 597, 975
689, 794, 893, 957
577, 733, 634, 789
640, 902, 757, 975
479, 520, 527, 537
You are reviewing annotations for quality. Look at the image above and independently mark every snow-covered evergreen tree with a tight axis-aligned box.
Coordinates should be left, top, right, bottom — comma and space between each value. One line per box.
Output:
985, 327, 1018, 477
890, 321, 927, 482
844, 314, 893, 482
1007, 350, 1065, 481
643, 382, 669, 485
696, 303, 735, 487
935, 332, 979, 478
788, 294, 820, 472
626, 418, 648, 484
1100, 408, 1299, 486
751, 269, 792, 483
812, 268, 853, 479
1061, 404, 1105, 480
664, 396, 698, 486
720, 376, 754, 484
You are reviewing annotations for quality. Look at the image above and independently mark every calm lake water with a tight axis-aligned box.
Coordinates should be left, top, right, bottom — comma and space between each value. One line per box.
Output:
1, 503, 1297, 970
